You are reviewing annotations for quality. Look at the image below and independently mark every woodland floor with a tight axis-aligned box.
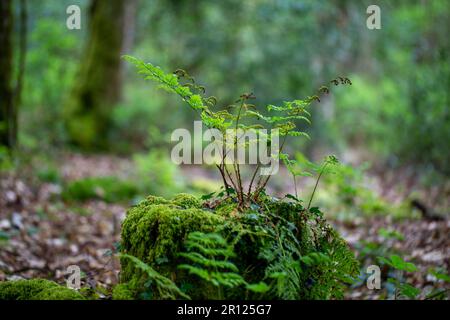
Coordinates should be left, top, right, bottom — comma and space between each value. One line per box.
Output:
0, 153, 448, 299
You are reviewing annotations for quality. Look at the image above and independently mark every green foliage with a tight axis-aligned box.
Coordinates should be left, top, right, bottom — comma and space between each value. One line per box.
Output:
356, 232, 448, 300
178, 232, 245, 298
118, 193, 359, 300
119, 194, 224, 299
255, 204, 358, 300
132, 149, 184, 198
120, 254, 190, 300
378, 228, 405, 241
111, 283, 135, 300
62, 176, 139, 203
378, 255, 420, 299
378, 255, 418, 273
178, 232, 269, 299
0, 146, 13, 171
0, 279, 85, 300
21, 6, 83, 148
36, 165, 61, 184
125, 55, 351, 207
429, 269, 450, 283
314, 160, 415, 220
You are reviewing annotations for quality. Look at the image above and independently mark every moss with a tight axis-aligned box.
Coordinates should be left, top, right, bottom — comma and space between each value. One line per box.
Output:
0, 279, 85, 300
112, 283, 135, 300
141, 195, 170, 206
214, 198, 239, 217
79, 287, 100, 300
119, 194, 224, 298
118, 193, 359, 300
171, 193, 202, 209
31, 286, 85, 300
0, 279, 56, 300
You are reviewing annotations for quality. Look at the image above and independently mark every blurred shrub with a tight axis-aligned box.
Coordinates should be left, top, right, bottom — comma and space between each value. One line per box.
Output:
0, 146, 13, 172
333, 74, 449, 175
132, 149, 184, 198
21, 15, 82, 149
187, 178, 222, 196
312, 157, 415, 220
62, 177, 139, 203
36, 165, 61, 184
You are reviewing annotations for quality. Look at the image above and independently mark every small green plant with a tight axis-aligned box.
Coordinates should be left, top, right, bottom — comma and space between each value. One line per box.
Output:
36, 166, 61, 183
120, 56, 358, 300
178, 231, 269, 299
124, 55, 351, 209
377, 256, 450, 300
62, 176, 139, 203
120, 254, 190, 300
378, 255, 420, 299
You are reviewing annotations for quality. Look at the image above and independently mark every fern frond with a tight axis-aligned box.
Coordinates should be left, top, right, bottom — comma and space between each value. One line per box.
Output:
120, 253, 190, 300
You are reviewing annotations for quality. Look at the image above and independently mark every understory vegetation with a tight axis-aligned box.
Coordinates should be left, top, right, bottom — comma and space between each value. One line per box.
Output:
115, 193, 358, 300
0, 0, 448, 302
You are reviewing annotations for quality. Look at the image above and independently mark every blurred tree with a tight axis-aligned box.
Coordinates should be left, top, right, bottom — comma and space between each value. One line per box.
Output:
0, 0, 14, 149
0, 0, 27, 150
64, 0, 136, 149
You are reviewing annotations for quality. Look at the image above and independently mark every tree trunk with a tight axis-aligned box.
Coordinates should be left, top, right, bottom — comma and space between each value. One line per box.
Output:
0, 0, 15, 149
14, 0, 27, 123
64, 0, 130, 149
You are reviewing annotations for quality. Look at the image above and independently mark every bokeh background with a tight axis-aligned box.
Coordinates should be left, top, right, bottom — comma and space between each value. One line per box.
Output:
0, 0, 448, 299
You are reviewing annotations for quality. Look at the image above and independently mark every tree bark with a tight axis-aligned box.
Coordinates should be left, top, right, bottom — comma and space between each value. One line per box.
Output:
0, 0, 15, 149
64, 0, 131, 149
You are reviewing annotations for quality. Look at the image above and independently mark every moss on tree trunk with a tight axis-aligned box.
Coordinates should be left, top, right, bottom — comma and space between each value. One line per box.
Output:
64, 0, 126, 149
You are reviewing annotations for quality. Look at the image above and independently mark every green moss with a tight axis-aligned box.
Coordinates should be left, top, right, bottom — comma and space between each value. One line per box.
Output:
0, 279, 56, 300
79, 287, 100, 300
118, 193, 359, 300
120, 194, 224, 292
171, 193, 202, 209
141, 195, 171, 206
112, 283, 135, 300
0, 279, 85, 300
214, 198, 239, 217
31, 286, 85, 300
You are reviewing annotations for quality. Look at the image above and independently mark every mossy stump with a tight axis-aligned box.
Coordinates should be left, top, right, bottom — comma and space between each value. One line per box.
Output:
116, 193, 359, 300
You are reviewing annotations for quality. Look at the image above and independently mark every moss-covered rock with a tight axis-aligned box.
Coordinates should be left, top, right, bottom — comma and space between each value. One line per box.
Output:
0, 279, 85, 300
112, 283, 135, 300
119, 194, 224, 298
118, 193, 359, 300
171, 193, 202, 209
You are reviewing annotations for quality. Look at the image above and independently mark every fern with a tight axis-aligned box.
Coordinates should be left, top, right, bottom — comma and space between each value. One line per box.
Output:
178, 232, 269, 299
120, 253, 190, 300
124, 55, 351, 209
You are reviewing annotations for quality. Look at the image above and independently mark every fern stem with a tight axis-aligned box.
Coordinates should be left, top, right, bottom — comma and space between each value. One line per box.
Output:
307, 163, 328, 210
